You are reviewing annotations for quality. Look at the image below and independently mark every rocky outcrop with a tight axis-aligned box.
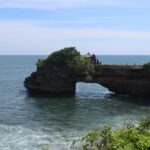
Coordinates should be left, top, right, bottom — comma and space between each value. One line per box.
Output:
93, 65, 150, 97
24, 64, 78, 95
24, 62, 150, 97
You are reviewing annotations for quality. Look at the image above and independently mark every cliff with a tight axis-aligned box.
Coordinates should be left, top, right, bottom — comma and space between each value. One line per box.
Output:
24, 65, 77, 95
93, 65, 150, 97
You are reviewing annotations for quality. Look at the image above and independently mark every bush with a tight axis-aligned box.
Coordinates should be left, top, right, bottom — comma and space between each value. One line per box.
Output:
143, 62, 150, 70
48, 47, 80, 65
75, 119, 150, 150
36, 59, 46, 70
41, 147, 48, 150
37, 47, 93, 74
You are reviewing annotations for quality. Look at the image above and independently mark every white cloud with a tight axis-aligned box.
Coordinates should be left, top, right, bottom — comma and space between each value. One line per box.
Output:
0, 0, 149, 10
0, 20, 150, 55
1, 20, 150, 40
0, 0, 133, 10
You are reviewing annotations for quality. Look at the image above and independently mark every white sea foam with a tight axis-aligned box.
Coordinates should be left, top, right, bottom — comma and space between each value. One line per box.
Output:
0, 124, 77, 150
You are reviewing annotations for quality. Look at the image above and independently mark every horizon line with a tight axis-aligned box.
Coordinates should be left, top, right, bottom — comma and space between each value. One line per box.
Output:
0, 54, 150, 56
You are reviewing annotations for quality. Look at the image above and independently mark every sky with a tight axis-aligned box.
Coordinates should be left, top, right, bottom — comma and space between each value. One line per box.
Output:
0, 0, 150, 55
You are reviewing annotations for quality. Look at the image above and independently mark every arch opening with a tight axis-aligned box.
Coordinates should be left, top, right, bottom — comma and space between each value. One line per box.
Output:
75, 82, 110, 99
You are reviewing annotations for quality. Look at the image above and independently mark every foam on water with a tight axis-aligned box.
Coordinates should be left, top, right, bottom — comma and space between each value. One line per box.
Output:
0, 124, 79, 150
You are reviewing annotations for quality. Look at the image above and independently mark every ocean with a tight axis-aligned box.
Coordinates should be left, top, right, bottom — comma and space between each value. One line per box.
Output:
0, 55, 150, 150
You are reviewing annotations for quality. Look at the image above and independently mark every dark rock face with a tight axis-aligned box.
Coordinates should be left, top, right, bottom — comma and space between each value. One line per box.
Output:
93, 65, 150, 97
24, 64, 150, 97
24, 64, 77, 95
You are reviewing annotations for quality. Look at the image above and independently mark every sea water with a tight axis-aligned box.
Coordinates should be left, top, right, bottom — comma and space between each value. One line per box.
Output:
0, 55, 150, 150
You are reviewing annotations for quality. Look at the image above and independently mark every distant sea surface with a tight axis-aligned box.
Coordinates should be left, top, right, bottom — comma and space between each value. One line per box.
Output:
0, 55, 150, 150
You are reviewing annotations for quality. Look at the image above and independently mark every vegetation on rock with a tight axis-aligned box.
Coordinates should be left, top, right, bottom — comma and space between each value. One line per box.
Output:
36, 59, 46, 70
75, 119, 150, 150
143, 62, 150, 70
36, 47, 94, 74
41, 147, 48, 150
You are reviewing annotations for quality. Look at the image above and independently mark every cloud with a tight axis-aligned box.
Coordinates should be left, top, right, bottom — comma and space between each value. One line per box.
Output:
0, 0, 132, 10
1, 20, 150, 40
0, 20, 150, 55
0, 0, 149, 10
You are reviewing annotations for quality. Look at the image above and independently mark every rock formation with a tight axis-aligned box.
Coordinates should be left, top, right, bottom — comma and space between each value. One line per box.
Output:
24, 47, 150, 97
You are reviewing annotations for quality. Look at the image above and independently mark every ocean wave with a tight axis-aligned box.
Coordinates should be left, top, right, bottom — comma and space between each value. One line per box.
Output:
0, 124, 77, 150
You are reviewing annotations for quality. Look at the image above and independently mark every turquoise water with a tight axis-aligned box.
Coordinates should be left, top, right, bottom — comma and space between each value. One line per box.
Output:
0, 55, 150, 150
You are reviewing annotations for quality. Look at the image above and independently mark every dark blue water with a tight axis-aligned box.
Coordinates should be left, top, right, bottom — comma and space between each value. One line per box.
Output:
0, 55, 150, 150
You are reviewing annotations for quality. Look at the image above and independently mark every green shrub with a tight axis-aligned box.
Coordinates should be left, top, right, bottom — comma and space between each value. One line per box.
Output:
41, 147, 48, 150
37, 47, 93, 74
48, 47, 80, 65
143, 62, 150, 70
75, 119, 150, 150
36, 59, 46, 70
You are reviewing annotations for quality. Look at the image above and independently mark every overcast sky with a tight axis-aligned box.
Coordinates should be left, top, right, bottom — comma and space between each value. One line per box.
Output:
0, 0, 150, 55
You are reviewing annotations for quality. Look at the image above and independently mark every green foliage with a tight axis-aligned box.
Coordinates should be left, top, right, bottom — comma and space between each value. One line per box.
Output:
75, 119, 150, 150
36, 59, 45, 70
143, 62, 150, 70
37, 47, 93, 74
48, 47, 80, 65
41, 147, 48, 150
48, 47, 93, 73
